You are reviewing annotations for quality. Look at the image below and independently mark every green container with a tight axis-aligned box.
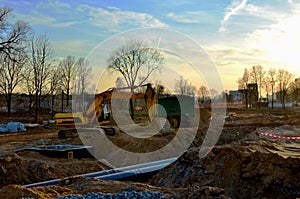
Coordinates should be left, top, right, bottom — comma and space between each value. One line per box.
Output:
157, 95, 194, 128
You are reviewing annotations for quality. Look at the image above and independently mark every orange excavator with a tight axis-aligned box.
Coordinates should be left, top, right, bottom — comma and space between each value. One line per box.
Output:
54, 83, 156, 139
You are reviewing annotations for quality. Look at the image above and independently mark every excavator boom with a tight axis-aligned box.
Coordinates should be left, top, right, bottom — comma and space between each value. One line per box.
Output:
54, 83, 156, 138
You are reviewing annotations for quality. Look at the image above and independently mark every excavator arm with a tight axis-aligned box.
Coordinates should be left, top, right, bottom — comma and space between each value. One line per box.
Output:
85, 83, 156, 124
85, 89, 113, 124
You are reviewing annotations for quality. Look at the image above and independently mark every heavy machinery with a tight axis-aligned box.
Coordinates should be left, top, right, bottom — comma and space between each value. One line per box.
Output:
54, 83, 156, 138
54, 83, 195, 139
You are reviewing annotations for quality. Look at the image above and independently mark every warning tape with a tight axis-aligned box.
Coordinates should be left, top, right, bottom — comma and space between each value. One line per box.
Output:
257, 131, 300, 140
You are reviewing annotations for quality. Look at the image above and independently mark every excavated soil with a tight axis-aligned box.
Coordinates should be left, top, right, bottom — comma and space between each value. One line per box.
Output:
0, 177, 230, 199
0, 108, 300, 198
0, 152, 110, 189
150, 140, 300, 199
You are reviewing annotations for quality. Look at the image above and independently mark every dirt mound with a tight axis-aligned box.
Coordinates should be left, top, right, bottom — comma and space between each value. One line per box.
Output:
0, 184, 70, 199
0, 152, 109, 188
150, 142, 300, 199
0, 177, 230, 199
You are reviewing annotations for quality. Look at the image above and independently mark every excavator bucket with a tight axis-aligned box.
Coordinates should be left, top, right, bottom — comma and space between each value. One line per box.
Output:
144, 83, 157, 122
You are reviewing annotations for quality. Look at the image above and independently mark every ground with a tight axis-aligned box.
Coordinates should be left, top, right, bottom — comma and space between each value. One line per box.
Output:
0, 108, 300, 198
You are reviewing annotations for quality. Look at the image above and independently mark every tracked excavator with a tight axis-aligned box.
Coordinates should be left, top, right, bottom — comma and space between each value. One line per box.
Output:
54, 83, 157, 139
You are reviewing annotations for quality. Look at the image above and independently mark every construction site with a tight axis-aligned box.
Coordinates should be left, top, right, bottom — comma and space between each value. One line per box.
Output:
0, 82, 300, 199
1, 1, 300, 198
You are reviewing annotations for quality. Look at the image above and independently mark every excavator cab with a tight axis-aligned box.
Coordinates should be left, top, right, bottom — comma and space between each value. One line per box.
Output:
97, 102, 111, 123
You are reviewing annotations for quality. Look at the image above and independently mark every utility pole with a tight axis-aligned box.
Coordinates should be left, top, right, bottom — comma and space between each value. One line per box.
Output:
244, 81, 248, 109
271, 80, 275, 109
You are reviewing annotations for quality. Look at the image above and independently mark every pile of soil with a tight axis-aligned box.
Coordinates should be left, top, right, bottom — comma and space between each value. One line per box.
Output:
0, 177, 229, 199
0, 151, 110, 188
150, 140, 300, 198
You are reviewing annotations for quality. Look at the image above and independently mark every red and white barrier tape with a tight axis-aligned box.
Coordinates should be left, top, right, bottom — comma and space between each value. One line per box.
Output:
258, 131, 300, 140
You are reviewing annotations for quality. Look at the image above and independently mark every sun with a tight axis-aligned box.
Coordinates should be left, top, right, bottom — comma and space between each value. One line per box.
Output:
247, 11, 300, 76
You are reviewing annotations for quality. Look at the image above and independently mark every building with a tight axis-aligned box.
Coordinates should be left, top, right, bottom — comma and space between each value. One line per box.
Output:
294, 78, 300, 103
229, 90, 246, 102
247, 83, 258, 108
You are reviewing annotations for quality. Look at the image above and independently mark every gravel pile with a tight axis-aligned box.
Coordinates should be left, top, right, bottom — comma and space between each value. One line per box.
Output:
57, 191, 166, 199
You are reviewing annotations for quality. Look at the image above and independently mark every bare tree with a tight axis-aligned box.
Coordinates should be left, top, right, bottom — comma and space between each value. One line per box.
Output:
263, 76, 271, 98
198, 85, 209, 102
277, 69, 293, 109
209, 88, 218, 100
60, 55, 76, 107
107, 39, 164, 90
290, 78, 300, 103
74, 58, 91, 94
0, 52, 27, 117
174, 76, 195, 96
237, 77, 244, 90
0, 7, 30, 61
22, 65, 35, 114
174, 76, 186, 95
0, 7, 30, 117
107, 39, 164, 119
249, 65, 265, 100
73, 57, 92, 111
28, 34, 53, 121
48, 65, 61, 115
238, 68, 249, 89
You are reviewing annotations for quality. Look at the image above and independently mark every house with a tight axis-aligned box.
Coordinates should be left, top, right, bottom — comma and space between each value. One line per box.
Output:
229, 90, 246, 102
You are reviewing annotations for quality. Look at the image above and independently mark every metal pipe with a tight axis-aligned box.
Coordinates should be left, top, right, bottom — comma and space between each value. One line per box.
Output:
95, 163, 169, 181
82, 157, 176, 178
24, 157, 176, 188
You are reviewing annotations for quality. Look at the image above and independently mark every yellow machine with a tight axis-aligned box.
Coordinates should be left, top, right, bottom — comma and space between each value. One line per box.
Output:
53, 112, 89, 126
54, 83, 156, 138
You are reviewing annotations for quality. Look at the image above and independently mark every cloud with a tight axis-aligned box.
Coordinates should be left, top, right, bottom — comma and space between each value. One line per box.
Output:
52, 40, 89, 56
166, 12, 200, 24
76, 4, 168, 29
219, 0, 248, 32
16, 12, 78, 28
208, 47, 265, 59
37, 0, 71, 10
211, 0, 300, 85
218, 0, 296, 33
13, 1, 77, 28
245, 3, 300, 74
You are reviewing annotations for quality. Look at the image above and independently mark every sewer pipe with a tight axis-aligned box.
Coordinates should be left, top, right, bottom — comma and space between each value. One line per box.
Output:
24, 157, 176, 188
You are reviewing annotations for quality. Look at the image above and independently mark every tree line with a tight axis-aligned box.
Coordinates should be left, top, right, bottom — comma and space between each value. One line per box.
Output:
237, 65, 299, 108
172, 65, 299, 109
0, 7, 92, 120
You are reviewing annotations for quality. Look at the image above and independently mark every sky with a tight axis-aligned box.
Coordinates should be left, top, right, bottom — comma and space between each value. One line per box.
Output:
1, 0, 300, 93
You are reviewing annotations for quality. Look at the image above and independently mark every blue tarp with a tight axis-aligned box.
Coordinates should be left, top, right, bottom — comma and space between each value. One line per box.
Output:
0, 124, 7, 133
0, 122, 26, 133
